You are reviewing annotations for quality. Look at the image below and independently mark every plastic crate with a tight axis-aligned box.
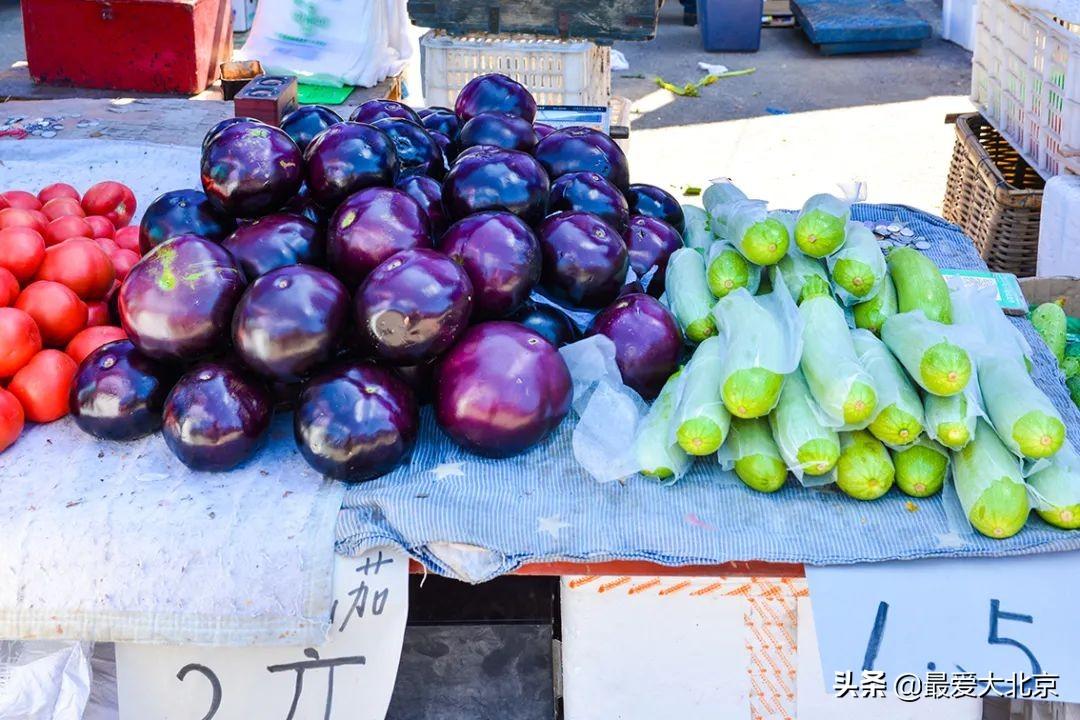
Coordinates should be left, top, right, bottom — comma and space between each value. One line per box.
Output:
420, 31, 611, 108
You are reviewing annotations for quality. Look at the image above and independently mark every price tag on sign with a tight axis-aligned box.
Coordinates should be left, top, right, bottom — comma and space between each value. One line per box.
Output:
115, 547, 408, 720
806, 552, 1080, 703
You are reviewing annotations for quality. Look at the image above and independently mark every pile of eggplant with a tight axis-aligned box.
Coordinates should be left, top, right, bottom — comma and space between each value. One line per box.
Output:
70, 74, 687, 482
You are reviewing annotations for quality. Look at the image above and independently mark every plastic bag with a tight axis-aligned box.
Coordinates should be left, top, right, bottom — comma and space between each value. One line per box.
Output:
681, 205, 713, 255
881, 310, 974, 397
1027, 442, 1080, 529
950, 419, 1031, 539
717, 417, 788, 493
670, 336, 731, 455
633, 371, 692, 482
773, 246, 830, 305
827, 222, 886, 305
836, 430, 895, 500
851, 329, 924, 448
706, 241, 761, 299
893, 436, 949, 498
852, 273, 898, 335
799, 295, 879, 428
712, 274, 804, 419
702, 181, 748, 241
665, 248, 717, 342
978, 354, 1066, 460
924, 383, 981, 450
949, 284, 1033, 368
794, 193, 851, 258
0, 641, 93, 720
769, 368, 841, 483
727, 200, 790, 266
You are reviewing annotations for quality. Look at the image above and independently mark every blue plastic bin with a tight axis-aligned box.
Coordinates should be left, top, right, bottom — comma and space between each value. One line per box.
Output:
697, 0, 764, 52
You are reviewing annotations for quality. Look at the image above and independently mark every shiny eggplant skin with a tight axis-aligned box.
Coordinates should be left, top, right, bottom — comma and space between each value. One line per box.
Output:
454, 74, 537, 123
221, 213, 323, 279
457, 112, 537, 153
625, 183, 685, 234
547, 171, 630, 233
200, 120, 304, 218
534, 126, 630, 190
139, 189, 235, 255
508, 300, 581, 347
326, 187, 431, 288
587, 293, 682, 399
624, 215, 683, 296
537, 211, 629, 309
280, 105, 343, 151
349, 99, 422, 125
394, 175, 449, 239
441, 146, 549, 225
303, 122, 398, 209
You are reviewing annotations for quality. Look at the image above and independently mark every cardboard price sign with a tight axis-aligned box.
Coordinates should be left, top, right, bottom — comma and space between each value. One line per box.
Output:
116, 547, 407, 720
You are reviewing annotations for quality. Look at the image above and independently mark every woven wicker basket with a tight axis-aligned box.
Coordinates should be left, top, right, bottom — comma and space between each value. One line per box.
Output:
942, 113, 1046, 277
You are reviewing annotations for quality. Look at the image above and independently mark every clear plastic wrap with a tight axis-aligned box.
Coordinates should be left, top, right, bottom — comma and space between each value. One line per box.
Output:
799, 295, 879, 428
881, 310, 974, 397
633, 371, 692, 482
0, 641, 93, 720
836, 430, 895, 500
978, 354, 1066, 460
773, 247, 830, 305
727, 200, 791, 266
702, 181, 748, 241
712, 275, 804, 419
670, 336, 731, 456
951, 419, 1031, 539
852, 273, 898, 335
892, 436, 949, 498
665, 247, 717, 343
827, 222, 887, 305
851, 329, 924, 448
1027, 442, 1080, 529
717, 417, 788, 493
681, 204, 713, 255
924, 383, 981, 450
706, 241, 761, 299
949, 284, 1033, 368
769, 368, 841, 483
794, 193, 851, 258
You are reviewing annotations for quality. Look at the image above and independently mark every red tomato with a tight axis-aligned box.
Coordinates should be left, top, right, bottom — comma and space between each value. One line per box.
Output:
0, 307, 42, 378
0, 207, 48, 235
41, 197, 86, 221
44, 216, 94, 246
0, 268, 19, 307
110, 249, 140, 281
8, 349, 78, 423
0, 195, 8, 210
1, 191, 42, 211
15, 281, 88, 347
0, 227, 46, 284
93, 237, 119, 255
35, 239, 115, 301
66, 325, 127, 365
84, 300, 110, 327
0, 387, 23, 453
84, 215, 115, 238
113, 225, 141, 254
82, 181, 136, 228
38, 183, 80, 205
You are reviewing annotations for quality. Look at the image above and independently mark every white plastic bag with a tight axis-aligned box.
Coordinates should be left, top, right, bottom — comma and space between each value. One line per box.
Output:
726, 200, 790, 266
794, 193, 851, 258
851, 329, 924, 449
827, 222, 887, 306
0, 641, 92, 720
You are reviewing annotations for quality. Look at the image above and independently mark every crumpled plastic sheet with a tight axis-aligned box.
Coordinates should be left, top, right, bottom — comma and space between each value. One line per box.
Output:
0, 642, 91, 720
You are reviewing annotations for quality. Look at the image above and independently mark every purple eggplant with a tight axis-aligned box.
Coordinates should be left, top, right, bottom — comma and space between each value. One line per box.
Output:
371, 117, 445, 179
280, 105, 343, 152
624, 215, 683, 296
534, 126, 630, 190
509, 300, 581, 347
547, 172, 630, 233
355, 248, 473, 365
537, 211, 628, 309
118, 235, 246, 362
69, 339, 177, 440
438, 211, 541, 318
394, 175, 449, 238
162, 362, 272, 471
221, 213, 323, 279
393, 362, 435, 405
626, 184, 685, 234
294, 362, 418, 481
454, 74, 537, 123
202, 116, 263, 153
458, 112, 537, 153
303, 122, 398, 209
427, 130, 457, 165
139, 189, 235, 255
441, 146, 549, 225
420, 107, 460, 138
326, 187, 431, 288
533, 122, 556, 139
435, 321, 571, 457
280, 190, 327, 228
349, 99, 422, 125
232, 265, 349, 382
200, 120, 303, 218
587, 293, 682, 399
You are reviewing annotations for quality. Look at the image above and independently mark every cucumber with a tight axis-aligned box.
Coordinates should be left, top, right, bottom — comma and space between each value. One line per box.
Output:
665, 247, 717, 342
799, 295, 878, 426
886, 247, 952, 324
682, 205, 713, 255
853, 274, 898, 334
924, 391, 975, 450
769, 369, 841, 476
1069, 375, 1080, 407
852, 329, 924, 447
703, 182, 748, 240
725, 417, 788, 493
707, 246, 752, 299
892, 438, 948, 498
774, 248, 829, 304
794, 194, 849, 258
1031, 302, 1067, 365
1063, 342, 1080, 378
672, 337, 731, 455
979, 358, 1065, 459
1027, 445, 1080, 529
634, 371, 689, 479
952, 420, 1030, 539
836, 430, 895, 500
881, 311, 971, 396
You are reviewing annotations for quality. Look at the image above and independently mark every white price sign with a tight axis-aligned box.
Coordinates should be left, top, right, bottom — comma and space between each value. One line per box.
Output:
806, 551, 1080, 703
116, 547, 408, 720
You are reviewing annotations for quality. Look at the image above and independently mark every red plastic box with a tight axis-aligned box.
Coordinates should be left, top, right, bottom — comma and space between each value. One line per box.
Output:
22, 0, 233, 94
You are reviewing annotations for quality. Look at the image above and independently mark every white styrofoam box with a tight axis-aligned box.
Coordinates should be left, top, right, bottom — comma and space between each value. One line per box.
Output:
1037, 174, 1080, 277
944, 0, 979, 50
231, 0, 256, 32
420, 31, 611, 109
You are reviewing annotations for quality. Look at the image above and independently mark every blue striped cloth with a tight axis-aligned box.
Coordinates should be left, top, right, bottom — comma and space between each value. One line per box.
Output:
336, 204, 1080, 581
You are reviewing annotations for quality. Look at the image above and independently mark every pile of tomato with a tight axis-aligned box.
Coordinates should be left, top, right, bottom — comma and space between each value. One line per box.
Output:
0, 182, 140, 453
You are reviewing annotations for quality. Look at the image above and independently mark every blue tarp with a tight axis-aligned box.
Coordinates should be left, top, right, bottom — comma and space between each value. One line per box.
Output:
336, 205, 1080, 582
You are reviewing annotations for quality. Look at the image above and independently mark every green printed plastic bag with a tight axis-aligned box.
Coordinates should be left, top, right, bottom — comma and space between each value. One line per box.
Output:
799, 295, 879, 427
827, 222, 886, 305
634, 371, 691, 480
718, 417, 788, 493
795, 193, 850, 258
881, 311, 973, 396
1027, 443, 1080, 529
836, 430, 895, 500
706, 241, 761, 299
670, 337, 731, 455
726, 200, 790, 266
682, 205, 713, 255
853, 274, 898, 335
924, 385, 980, 450
851, 329, 924, 448
666, 248, 717, 342
773, 247, 830, 305
769, 369, 841, 479
951, 420, 1030, 539
703, 181, 748, 241
893, 437, 948, 497
978, 356, 1065, 459
712, 275, 803, 419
